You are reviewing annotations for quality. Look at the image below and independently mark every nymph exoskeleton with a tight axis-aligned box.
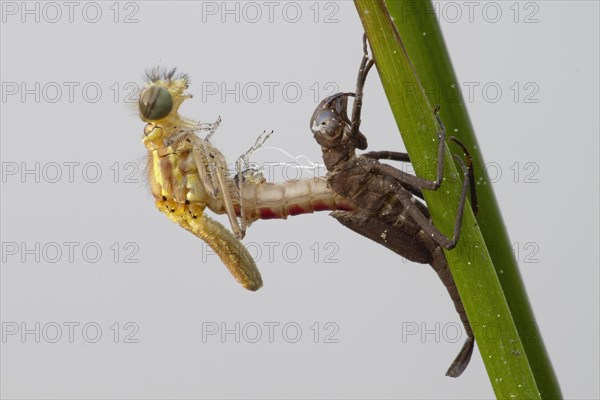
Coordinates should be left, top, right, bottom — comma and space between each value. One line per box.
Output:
309, 36, 477, 377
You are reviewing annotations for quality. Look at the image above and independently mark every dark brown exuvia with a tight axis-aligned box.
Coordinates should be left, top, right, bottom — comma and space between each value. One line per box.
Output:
310, 35, 477, 377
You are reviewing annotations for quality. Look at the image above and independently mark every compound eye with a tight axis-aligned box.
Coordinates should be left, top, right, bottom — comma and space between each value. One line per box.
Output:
139, 85, 173, 121
311, 110, 343, 137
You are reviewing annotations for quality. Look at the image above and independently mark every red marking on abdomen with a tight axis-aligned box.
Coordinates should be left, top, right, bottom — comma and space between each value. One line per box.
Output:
288, 205, 307, 216
312, 201, 330, 212
259, 208, 279, 219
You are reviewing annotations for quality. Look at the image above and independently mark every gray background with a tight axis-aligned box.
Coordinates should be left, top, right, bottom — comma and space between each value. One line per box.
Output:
1, 1, 598, 398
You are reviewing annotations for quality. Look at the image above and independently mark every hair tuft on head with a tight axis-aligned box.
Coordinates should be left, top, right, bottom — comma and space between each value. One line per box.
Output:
145, 66, 190, 85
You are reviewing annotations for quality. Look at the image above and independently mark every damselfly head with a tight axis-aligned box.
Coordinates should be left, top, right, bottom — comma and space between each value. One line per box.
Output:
138, 67, 191, 123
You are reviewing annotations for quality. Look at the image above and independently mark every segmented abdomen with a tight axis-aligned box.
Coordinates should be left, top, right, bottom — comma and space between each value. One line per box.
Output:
238, 177, 356, 222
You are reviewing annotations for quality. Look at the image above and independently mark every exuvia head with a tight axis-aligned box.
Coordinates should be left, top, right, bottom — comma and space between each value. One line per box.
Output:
310, 93, 349, 147
310, 92, 367, 150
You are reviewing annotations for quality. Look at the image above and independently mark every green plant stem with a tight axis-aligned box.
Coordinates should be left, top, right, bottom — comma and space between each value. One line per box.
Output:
355, 1, 542, 398
383, 1, 562, 398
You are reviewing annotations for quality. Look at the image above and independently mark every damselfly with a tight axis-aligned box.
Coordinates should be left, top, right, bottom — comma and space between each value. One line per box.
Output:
137, 68, 354, 291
